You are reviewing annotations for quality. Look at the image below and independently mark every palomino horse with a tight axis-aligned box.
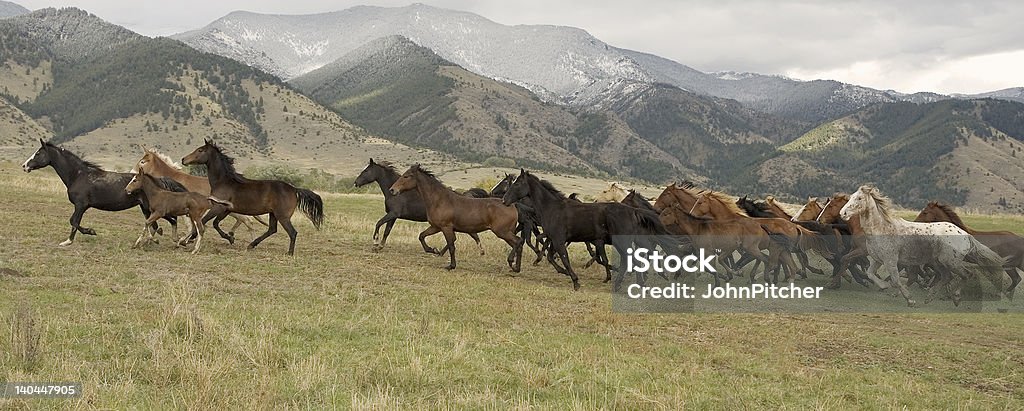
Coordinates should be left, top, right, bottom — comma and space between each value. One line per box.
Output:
22, 139, 178, 246
840, 185, 1010, 306
501, 170, 671, 291
354, 159, 485, 254
182, 140, 324, 255
595, 182, 629, 203
915, 202, 1023, 292
133, 148, 266, 239
125, 171, 227, 254
390, 165, 522, 272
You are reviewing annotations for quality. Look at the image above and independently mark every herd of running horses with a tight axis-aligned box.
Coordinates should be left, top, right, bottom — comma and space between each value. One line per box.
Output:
19, 139, 1024, 307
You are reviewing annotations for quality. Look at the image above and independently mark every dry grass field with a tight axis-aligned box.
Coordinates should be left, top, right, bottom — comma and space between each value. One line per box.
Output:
1, 162, 1023, 409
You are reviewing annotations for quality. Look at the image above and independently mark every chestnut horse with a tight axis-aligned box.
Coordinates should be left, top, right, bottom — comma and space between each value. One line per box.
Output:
390, 165, 522, 272
125, 171, 227, 254
182, 140, 324, 255
915, 202, 1023, 292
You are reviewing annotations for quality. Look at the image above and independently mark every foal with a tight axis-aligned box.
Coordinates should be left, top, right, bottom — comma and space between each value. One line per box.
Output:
125, 171, 225, 254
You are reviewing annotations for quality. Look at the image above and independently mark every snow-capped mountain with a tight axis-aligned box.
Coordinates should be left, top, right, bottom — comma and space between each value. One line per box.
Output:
174, 4, 1022, 124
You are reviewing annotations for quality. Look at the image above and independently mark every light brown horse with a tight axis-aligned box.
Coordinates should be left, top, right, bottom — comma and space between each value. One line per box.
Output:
390, 165, 522, 272
763, 196, 793, 220
182, 140, 324, 255
134, 148, 266, 238
690, 192, 831, 281
652, 183, 699, 214
660, 203, 786, 282
791, 197, 824, 222
915, 202, 1023, 292
125, 170, 226, 254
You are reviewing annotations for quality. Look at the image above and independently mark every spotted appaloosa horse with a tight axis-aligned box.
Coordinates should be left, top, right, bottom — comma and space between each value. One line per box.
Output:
840, 185, 1010, 306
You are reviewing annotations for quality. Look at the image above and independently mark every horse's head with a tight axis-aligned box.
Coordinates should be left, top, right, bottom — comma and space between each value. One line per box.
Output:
690, 192, 713, 217
389, 164, 422, 195
23, 139, 53, 173
914, 202, 945, 223
501, 169, 531, 206
818, 194, 848, 223
354, 158, 382, 187
133, 150, 157, 174
839, 186, 875, 221
792, 196, 823, 222
490, 173, 512, 197
182, 139, 216, 166
596, 182, 627, 203
125, 171, 145, 194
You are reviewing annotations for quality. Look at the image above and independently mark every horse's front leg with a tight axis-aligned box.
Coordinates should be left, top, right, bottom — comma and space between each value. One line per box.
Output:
469, 232, 485, 256
372, 212, 397, 250
203, 206, 234, 244
418, 225, 442, 255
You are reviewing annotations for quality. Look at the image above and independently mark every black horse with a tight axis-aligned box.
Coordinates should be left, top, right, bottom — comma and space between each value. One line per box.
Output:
501, 169, 671, 290
489, 173, 547, 264
354, 159, 485, 253
22, 139, 179, 246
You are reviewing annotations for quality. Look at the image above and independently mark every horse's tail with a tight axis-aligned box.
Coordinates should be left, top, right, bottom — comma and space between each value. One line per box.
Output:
761, 225, 792, 248
296, 188, 324, 230
965, 236, 1011, 291
796, 225, 835, 259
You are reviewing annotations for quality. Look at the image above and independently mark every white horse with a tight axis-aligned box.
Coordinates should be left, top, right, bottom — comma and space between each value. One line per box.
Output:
595, 182, 628, 203
839, 185, 1010, 307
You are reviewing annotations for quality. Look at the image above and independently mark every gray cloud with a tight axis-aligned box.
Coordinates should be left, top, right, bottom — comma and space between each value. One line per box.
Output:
15, 0, 1024, 93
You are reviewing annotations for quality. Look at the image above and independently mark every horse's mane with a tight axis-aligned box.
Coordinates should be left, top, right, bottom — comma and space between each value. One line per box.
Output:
146, 148, 182, 170
375, 160, 400, 176
706, 191, 748, 216
207, 142, 246, 184
930, 201, 968, 229
44, 142, 103, 171
522, 172, 566, 199
861, 186, 896, 222
625, 190, 658, 213
737, 196, 774, 217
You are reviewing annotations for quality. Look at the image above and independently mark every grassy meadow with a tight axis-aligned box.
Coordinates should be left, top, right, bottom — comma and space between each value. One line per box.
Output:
1, 162, 1023, 409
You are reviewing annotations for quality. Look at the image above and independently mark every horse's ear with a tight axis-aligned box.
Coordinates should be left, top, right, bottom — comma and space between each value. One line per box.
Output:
369, 158, 375, 165
39, 138, 46, 146
204, 138, 212, 145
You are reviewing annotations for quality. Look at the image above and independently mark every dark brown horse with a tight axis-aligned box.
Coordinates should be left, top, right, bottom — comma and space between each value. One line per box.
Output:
817, 194, 874, 288
182, 139, 324, 255
390, 165, 522, 272
22, 139, 179, 246
915, 202, 1024, 292
354, 159, 484, 254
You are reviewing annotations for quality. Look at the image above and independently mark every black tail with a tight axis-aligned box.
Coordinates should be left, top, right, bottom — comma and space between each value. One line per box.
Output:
761, 225, 792, 248
296, 188, 324, 230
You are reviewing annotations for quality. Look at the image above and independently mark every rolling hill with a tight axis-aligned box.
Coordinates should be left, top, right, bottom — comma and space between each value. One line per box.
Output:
0, 8, 457, 176
748, 99, 1024, 212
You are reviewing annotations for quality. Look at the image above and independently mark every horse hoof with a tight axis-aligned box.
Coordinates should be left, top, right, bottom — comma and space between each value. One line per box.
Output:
82, 228, 97, 236
572, 281, 581, 291
58, 239, 73, 247
444, 265, 456, 271
907, 300, 917, 307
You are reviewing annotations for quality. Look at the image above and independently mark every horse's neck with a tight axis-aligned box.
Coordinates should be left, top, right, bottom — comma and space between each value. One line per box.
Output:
204, 156, 235, 188
139, 176, 164, 197
769, 204, 792, 219
859, 207, 902, 234
374, 171, 399, 199
154, 161, 206, 190
414, 174, 452, 206
50, 153, 86, 187
526, 179, 563, 211
941, 212, 975, 234
710, 201, 741, 219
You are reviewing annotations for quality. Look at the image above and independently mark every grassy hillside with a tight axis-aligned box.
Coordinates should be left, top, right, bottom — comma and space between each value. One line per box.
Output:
747, 99, 1024, 212
2, 163, 1023, 408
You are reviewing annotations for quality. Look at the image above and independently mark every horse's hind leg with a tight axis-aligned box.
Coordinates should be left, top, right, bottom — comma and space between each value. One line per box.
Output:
191, 215, 205, 255
279, 217, 299, 256
202, 207, 233, 244
248, 214, 278, 250
373, 213, 397, 250
441, 227, 457, 270
468, 232, 485, 256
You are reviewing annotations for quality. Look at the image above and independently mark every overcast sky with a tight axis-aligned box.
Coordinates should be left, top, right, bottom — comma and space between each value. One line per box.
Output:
16, 0, 1024, 94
